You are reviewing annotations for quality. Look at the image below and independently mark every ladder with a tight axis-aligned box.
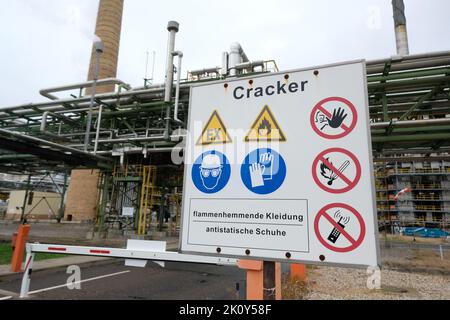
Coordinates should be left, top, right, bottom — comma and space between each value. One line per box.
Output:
137, 166, 157, 235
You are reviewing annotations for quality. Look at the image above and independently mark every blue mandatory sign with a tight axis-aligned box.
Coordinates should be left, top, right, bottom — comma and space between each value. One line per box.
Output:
192, 150, 231, 194
241, 148, 286, 195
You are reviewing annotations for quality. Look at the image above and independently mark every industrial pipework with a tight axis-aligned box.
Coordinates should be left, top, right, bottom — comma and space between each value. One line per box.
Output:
164, 21, 180, 140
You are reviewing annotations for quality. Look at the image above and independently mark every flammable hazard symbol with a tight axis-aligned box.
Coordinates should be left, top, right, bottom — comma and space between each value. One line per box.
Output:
196, 110, 232, 145
244, 105, 286, 142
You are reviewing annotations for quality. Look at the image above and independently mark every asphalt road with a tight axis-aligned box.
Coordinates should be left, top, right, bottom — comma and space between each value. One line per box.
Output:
0, 259, 246, 300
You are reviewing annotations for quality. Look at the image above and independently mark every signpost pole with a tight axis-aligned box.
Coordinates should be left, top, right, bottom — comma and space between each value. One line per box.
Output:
290, 263, 306, 281
263, 261, 276, 300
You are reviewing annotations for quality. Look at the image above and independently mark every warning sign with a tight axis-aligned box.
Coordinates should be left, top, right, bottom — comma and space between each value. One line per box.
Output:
245, 105, 286, 142
196, 110, 232, 145
182, 60, 379, 267
312, 148, 361, 194
310, 97, 357, 139
314, 203, 366, 253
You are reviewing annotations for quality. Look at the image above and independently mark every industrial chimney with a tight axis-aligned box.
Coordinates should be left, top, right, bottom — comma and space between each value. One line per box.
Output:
87, 0, 124, 93
65, 0, 124, 224
392, 0, 409, 56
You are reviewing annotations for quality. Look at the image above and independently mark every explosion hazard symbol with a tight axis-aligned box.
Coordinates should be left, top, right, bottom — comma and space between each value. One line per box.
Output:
245, 105, 286, 142
196, 110, 232, 145
314, 203, 366, 253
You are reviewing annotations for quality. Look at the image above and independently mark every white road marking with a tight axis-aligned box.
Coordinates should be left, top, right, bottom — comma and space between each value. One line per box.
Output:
28, 270, 131, 295
0, 270, 131, 300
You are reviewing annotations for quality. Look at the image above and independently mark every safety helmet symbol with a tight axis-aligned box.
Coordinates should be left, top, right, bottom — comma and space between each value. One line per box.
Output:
200, 154, 222, 169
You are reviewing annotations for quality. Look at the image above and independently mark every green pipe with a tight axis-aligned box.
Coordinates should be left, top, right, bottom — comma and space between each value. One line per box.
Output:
372, 125, 450, 135
368, 76, 450, 89
372, 133, 450, 143
368, 67, 450, 82
0, 154, 36, 161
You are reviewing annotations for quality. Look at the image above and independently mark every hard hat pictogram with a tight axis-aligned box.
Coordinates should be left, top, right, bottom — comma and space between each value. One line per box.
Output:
245, 105, 286, 142
196, 110, 232, 145
192, 150, 231, 194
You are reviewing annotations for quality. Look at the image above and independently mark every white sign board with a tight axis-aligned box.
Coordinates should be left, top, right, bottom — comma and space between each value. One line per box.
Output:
180, 60, 380, 267
122, 206, 134, 217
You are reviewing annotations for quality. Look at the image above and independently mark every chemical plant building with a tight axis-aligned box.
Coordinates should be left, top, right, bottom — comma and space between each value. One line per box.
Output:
0, 0, 449, 243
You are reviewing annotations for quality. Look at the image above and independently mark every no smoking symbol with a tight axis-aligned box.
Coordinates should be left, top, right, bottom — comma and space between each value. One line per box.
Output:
312, 148, 361, 194
314, 203, 366, 253
310, 97, 358, 139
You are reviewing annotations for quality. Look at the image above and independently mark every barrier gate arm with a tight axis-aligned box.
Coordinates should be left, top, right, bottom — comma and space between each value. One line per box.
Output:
20, 242, 238, 298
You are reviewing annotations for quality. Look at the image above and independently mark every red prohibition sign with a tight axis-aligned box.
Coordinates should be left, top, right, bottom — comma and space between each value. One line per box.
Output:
310, 97, 358, 139
312, 148, 361, 194
314, 203, 366, 253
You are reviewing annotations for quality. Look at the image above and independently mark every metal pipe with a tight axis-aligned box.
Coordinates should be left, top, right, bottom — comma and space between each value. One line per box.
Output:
40, 111, 49, 132
173, 51, 183, 123
93, 105, 103, 155
96, 134, 184, 145
372, 125, 450, 135
366, 50, 450, 66
0, 86, 176, 115
189, 67, 221, 76
367, 67, 450, 82
164, 21, 179, 103
229, 42, 242, 76
40, 78, 131, 101
84, 43, 103, 152
163, 21, 180, 141
221, 52, 228, 76
372, 133, 450, 143
370, 118, 450, 129
0, 128, 111, 162
99, 146, 177, 156
235, 60, 265, 71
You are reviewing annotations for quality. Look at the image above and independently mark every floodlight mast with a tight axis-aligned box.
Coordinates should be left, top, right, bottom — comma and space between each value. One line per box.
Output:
84, 38, 104, 152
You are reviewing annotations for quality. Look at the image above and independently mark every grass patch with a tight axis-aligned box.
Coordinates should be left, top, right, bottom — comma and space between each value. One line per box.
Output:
0, 243, 68, 265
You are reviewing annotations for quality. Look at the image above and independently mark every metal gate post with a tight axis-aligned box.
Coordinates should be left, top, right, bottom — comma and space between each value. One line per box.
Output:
19, 245, 35, 298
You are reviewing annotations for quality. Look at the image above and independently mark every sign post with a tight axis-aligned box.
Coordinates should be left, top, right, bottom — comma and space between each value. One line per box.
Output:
180, 60, 380, 298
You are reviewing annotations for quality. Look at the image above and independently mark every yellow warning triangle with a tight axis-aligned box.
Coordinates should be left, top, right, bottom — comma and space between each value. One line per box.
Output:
196, 110, 232, 145
245, 105, 286, 142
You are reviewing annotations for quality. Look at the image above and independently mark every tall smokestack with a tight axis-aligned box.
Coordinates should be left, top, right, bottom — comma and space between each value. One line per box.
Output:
87, 0, 124, 93
392, 0, 409, 56
64, 0, 124, 224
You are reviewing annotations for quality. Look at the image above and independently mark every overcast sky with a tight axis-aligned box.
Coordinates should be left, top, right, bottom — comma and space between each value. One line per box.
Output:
0, 0, 449, 107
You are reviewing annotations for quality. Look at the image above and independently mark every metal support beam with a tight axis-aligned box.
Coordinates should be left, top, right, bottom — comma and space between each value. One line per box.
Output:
20, 175, 31, 223
58, 172, 68, 222
399, 87, 440, 121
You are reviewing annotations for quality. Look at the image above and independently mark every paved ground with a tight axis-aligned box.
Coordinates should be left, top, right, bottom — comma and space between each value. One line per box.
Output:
0, 259, 246, 300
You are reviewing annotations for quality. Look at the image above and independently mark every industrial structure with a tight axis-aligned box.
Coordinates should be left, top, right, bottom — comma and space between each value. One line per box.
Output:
0, 0, 449, 238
